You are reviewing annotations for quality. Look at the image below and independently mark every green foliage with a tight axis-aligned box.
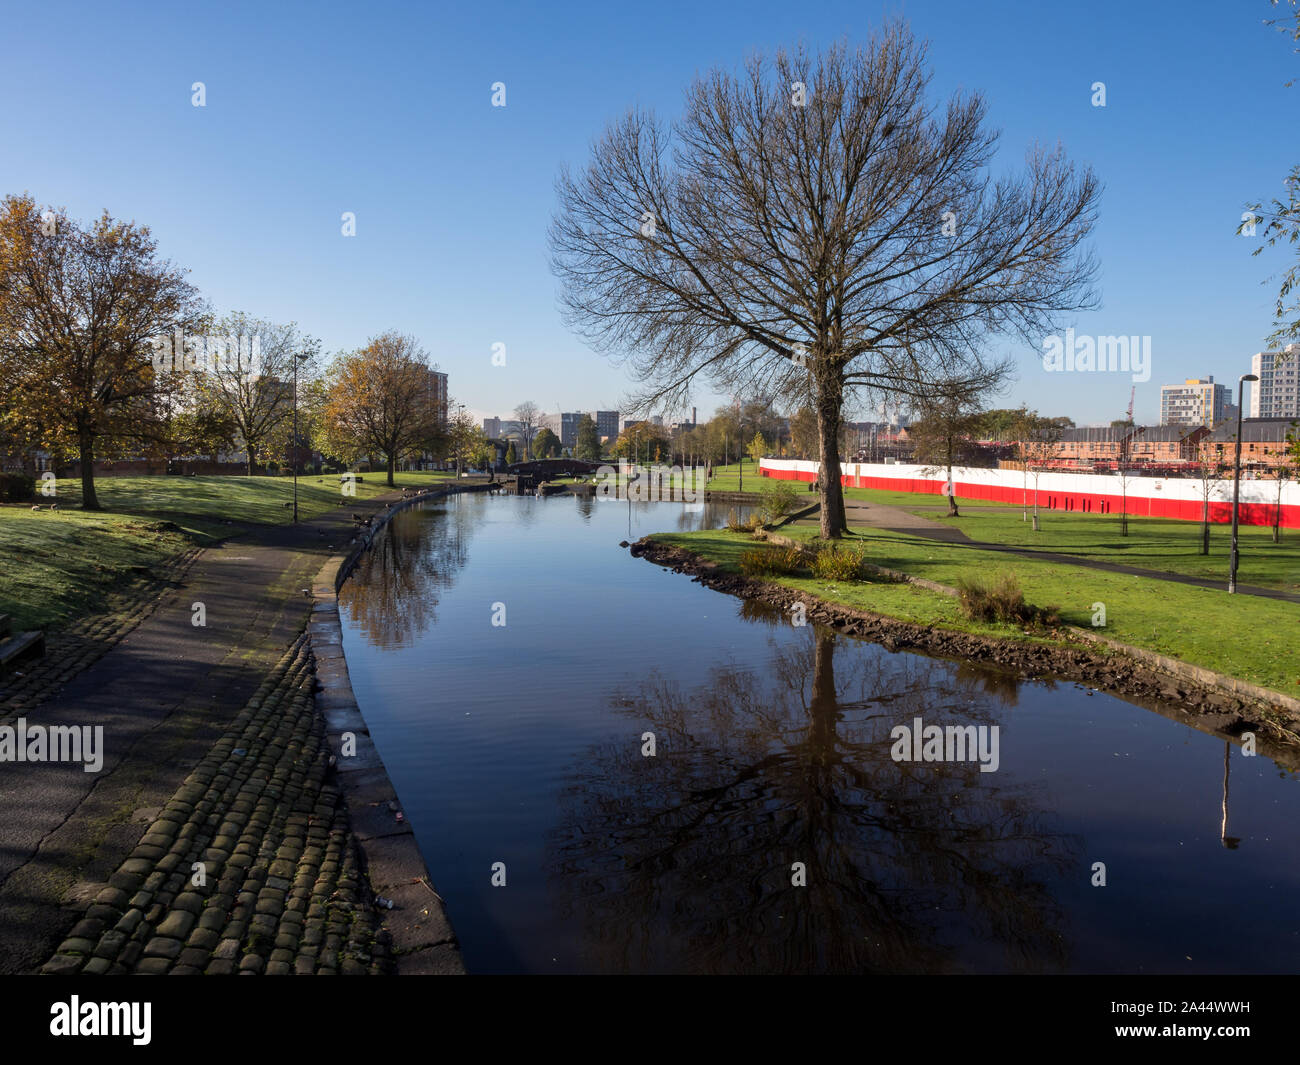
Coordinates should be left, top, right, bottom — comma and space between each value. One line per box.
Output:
739, 546, 805, 577
955, 572, 1059, 627
810, 542, 870, 582
532, 426, 561, 458
575, 414, 601, 460
759, 478, 800, 522
725, 507, 763, 533
505, 442, 517, 465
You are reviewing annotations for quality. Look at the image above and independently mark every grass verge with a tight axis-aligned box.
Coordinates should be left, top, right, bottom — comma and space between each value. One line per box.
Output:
652, 526, 1300, 695
0, 471, 456, 631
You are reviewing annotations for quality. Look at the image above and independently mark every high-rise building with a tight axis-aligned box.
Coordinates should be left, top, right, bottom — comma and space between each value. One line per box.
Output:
595, 410, 620, 442
1249, 351, 1300, 419
483, 416, 501, 438
560, 412, 584, 449
425, 369, 448, 427
1159, 376, 1231, 428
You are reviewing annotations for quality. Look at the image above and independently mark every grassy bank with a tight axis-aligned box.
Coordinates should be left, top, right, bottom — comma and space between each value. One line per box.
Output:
877, 506, 1300, 592
652, 526, 1299, 696
53, 470, 455, 529
0, 471, 455, 632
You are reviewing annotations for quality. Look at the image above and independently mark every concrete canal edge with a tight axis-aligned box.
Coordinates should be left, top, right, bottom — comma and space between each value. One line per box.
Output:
308, 481, 496, 975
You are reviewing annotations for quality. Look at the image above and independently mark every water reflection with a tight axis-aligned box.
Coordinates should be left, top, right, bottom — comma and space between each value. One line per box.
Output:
548, 626, 1080, 973
339, 501, 475, 648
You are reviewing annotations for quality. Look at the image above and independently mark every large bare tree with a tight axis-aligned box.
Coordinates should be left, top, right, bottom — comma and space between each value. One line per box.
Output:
550, 23, 1100, 537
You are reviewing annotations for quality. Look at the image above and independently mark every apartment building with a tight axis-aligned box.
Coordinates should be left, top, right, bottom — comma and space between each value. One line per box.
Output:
1249, 351, 1300, 419
1159, 376, 1231, 427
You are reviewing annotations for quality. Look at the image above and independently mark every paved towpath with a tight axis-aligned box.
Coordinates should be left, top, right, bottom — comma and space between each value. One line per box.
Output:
0, 491, 399, 972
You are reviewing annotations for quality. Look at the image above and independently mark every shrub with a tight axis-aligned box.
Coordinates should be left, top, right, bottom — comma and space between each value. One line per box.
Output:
725, 507, 763, 533
759, 479, 800, 523
739, 546, 806, 577
955, 572, 1060, 627
810, 542, 870, 582
0, 472, 35, 502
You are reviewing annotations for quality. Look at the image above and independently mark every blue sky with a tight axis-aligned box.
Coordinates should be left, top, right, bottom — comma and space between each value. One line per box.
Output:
0, 0, 1293, 427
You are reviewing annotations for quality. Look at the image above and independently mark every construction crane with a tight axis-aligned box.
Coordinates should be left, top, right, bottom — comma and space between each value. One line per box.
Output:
1126, 386, 1135, 424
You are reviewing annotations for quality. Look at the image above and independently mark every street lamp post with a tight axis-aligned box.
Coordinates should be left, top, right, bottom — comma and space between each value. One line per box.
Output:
292, 350, 310, 524
1228, 373, 1258, 594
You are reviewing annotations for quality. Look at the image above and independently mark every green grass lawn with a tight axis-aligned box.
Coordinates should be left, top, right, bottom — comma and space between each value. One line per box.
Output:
654, 526, 1300, 696
51, 471, 455, 528
704, 461, 763, 492
894, 507, 1300, 592
0, 471, 457, 631
0, 508, 205, 631
843, 484, 1021, 509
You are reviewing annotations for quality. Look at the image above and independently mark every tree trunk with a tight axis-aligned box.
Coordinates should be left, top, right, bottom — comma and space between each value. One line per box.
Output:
1202, 498, 1210, 555
386, 452, 396, 487
247, 450, 255, 476
816, 377, 846, 539
77, 419, 100, 510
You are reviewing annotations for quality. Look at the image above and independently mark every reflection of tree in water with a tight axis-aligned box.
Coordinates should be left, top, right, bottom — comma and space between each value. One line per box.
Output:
549, 626, 1079, 973
339, 501, 473, 648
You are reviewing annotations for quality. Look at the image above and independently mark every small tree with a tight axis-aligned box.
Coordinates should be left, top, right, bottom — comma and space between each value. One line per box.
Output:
505, 441, 517, 465
1020, 420, 1063, 531
747, 431, 768, 467
1196, 444, 1227, 555
1273, 421, 1299, 542
532, 426, 560, 458
574, 414, 601, 460
1115, 464, 1133, 538
1007, 406, 1038, 522
513, 401, 540, 461
196, 313, 320, 475
908, 395, 986, 517
789, 406, 818, 459
323, 332, 441, 487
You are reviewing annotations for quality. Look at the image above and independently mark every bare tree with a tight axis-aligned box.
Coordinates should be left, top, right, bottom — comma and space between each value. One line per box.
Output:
908, 394, 988, 516
550, 24, 1099, 537
1273, 421, 1299, 542
194, 312, 320, 475
1021, 421, 1063, 531
1195, 443, 1227, 556
513, 401, 540, 461
1115, 464, 1134, 538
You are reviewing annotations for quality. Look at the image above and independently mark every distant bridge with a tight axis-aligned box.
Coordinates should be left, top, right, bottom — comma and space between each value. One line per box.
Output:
505, 458, 605, 480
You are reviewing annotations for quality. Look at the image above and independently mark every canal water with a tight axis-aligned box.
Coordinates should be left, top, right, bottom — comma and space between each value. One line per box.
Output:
338, 492, 1300, 974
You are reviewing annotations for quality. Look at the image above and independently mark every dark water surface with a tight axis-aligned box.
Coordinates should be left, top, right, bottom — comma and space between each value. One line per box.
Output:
338, 492, 1300, 974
